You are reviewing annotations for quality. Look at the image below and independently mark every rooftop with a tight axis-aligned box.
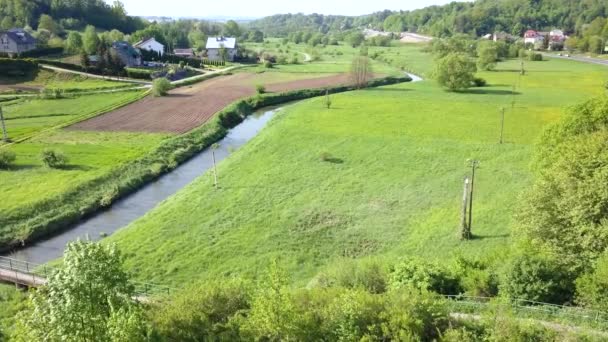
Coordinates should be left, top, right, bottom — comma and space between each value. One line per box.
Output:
206, 37, 236, 49
1, 28, 36, 45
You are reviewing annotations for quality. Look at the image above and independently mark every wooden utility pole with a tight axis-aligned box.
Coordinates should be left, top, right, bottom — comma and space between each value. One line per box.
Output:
0, 106, 8, 142
468, 160, 480, 233
499, 107, 505, 144
211, 143, 219, 189
460, 177, 471, 240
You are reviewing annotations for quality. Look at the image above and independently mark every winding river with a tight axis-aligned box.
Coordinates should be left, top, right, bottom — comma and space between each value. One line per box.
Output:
6, 74, 423, 265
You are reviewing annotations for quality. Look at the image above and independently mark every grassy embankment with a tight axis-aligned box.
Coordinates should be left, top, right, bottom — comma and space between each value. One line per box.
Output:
109, 46, 608, 287
0, 69, 131, 94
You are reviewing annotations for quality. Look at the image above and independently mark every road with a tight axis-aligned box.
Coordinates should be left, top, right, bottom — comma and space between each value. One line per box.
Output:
544, 53, 608, 67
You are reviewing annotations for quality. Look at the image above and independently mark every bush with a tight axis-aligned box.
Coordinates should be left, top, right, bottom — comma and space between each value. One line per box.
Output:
263, 60, 273, 68
528, 52, 543, 61
255, 84, 266, 94
576, 251, 608, 311
152, 78, 173, 97
308, 259, 389, 294
472, 77, 487, 87
389, 258, 462, 295
433, 53, 476, 92
40, 149, 68, 169
39, 88, 65, 99
0, 149, 16, 169
125, 68, 153, 80
500, 251, 574, 304
0, 58, 38, 76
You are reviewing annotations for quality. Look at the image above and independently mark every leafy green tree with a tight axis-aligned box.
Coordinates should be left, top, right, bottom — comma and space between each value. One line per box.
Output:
433, 53, 476, 91
477, 41, 498, 71
108, 29, 124, 42
14, 241, 149, 341
389, 258, 462, 295
223, 20, 241, 37
37, 14, 59, 34
346, 31, 365, 48
83, 25, 100, 55
248, 30, 264, 43
350, 55, 373, 89
65, 31, 83, 54
0, 16, 14, 30
576, 251, 608, 311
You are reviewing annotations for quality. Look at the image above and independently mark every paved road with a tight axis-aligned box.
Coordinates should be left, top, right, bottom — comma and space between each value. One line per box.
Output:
544, 53, 608, 67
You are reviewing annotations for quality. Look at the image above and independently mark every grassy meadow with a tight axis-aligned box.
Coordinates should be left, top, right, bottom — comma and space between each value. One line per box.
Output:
108, 47, 608, 287
0, 69, 129, 93
0, 90, 146, 142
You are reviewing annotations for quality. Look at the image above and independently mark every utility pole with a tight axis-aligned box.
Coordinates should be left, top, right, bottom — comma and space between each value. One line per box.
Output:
460, 177, 471, 240
211, 143, 219, 189
467, 159, 480, 234
499, 107, 505, 144
0, 106, 8, 142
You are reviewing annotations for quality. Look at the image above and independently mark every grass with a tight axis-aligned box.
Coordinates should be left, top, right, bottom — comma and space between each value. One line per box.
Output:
108, 50, 608, 287
0, 69, 129, 94
0, 90, 146, 142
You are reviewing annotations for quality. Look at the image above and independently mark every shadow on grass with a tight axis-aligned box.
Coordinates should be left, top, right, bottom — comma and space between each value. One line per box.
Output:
60, 164, 93, 171
459, 89, 521, 96
322, 157, 344, 164
471, 233, 510, 240
367, 88, 413, 93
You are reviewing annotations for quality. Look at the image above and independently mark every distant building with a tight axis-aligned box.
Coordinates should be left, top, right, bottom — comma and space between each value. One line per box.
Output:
548, 29, 566, 51
524, 30, 545, 50
0, 28, 37, 55
133, 37, 164, 56
173, 48, 195, 58
206, 37, 237, 61
111, 41, 142, 67
493, 31, 515, 42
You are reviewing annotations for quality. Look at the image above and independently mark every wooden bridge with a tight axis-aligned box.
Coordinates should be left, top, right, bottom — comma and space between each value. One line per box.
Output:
0, 256, 49, 287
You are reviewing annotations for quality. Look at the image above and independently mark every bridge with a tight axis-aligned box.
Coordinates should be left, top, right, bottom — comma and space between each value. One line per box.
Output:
0, 256, 171, 297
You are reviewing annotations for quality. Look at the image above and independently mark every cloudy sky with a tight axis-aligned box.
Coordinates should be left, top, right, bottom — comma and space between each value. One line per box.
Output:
110, 0, 467, 18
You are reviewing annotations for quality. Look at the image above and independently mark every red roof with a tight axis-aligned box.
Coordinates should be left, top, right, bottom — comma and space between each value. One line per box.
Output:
524, 30, 538, 38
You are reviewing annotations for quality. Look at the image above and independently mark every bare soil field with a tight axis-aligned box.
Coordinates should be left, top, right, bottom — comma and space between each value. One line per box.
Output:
70, 73, 352, 134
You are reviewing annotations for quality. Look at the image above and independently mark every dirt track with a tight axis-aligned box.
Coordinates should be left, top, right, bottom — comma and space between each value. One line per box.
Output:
70, 73, 352, 134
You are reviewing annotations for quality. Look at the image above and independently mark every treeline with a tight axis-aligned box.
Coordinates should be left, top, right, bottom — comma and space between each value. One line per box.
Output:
0, 0, 145, 33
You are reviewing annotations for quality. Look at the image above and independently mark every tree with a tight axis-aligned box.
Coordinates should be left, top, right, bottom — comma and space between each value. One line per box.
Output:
37, 14, 59, 34
248, 30, 264, 43
152, 78, 173, 97
65, 31, 83, 54
576, 251, 608, 311
109, 29, 125, 42
350, 55, 373, 89
14, 241, 149, 341
346, 32, 365, 48
477, 41, 498, 71
83, 25, 100, 55
0, 16, 14, 30
223, 20, 241, 37
80, 51, 90, 70
433, 53, 476, 92
219, 44, 228, 62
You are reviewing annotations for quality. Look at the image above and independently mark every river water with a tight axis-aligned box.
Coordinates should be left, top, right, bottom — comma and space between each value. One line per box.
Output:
8, 107, 280, 264
6, 73, 423, 264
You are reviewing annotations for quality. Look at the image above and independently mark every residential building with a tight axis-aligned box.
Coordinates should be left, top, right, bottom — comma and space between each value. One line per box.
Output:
493, 31, 515, 42
134, 37, 165, 56
0, 28, 37, 55
524, 30, 545, 50
111, 41, 142, 67
206, 37, 237, 61
549, 29, 566, 51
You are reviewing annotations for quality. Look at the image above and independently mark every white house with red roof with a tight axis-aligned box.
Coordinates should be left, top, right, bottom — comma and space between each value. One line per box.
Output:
524, 30, 544, 48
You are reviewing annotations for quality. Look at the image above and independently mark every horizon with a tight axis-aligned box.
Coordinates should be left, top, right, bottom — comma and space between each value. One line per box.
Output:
107, 0, 471, 19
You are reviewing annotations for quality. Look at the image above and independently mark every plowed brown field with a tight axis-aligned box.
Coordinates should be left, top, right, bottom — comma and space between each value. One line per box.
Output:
70, 72, 352, 134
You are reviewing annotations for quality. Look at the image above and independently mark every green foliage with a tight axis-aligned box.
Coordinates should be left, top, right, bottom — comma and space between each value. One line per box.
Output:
13, 241, 148, 341
0, 149, 16, 169
255, 84, 266, 94
454, 255, 499, 297
125, 68, 153, 80
576, 251, 608, 311
433, 53, 476, 91
309, 258, 388, 294
152, 78, 173, 97
0, 58, 38, 77
389, 258, 462, 295
518, 96, 608, 269
347, 32, 365, 48
83, 25, 100, 55
477, 41, 498, 71
65, 31, 83, 54
473, 77, 487, 87
500, 251, 574, 304
40, 148, 67, 168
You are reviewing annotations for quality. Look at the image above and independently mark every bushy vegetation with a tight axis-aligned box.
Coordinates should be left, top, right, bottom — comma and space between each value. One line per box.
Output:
0, 149, 16, 169
0, 59, 38, 77
151, 78, 172, 97
433, 53, 476, 91
40, 148, 68, 168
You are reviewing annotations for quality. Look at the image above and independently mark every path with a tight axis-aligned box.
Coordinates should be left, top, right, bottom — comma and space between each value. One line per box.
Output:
544, 53, 608, 67
40, 65, 151, 85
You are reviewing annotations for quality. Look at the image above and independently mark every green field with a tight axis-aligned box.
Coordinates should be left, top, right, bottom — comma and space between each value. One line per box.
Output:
107, 48, 608, 287
0, 69, 130, 94
0, 91, 146, 142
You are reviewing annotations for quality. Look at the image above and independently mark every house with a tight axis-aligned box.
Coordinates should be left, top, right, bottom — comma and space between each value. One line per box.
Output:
548, 29, 566, 51
173, 48, 195, 58
206, 37, 237, 61
524, 30, 545, 49
133, 37, 164, 56
0, 28, 37, 55
493, 31, 515, 42
111, 41, 142, 67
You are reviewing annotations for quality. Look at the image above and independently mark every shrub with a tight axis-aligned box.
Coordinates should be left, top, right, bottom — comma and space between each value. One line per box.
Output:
40, 149, 68, 169
433, 53, 476, 92
389, 258, 462, 295
454, 255, 499, 297
528, 52, 543, 61
0, 149, 16, 169
472, 77, 487, 87
125, 68, 153, 80
308, 258, 389, 294
500, 251, 574, 304
39, 88, 65, 99
263, 60, 273, 68
152, 78, 173, 97
255, 84, 266, 94
0, 58, 38, 76
576, 251, 608, 311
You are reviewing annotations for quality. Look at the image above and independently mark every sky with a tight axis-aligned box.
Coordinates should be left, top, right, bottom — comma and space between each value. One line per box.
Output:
110, 0, 466, 19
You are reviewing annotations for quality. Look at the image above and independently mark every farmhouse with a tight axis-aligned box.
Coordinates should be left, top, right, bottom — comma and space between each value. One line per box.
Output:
111, 41, 142, 67
134, 37, 164, 56
0, 28, 37, 55
548, 29, 566, 51
206, 37, 237, 61
524, 30, 545, 49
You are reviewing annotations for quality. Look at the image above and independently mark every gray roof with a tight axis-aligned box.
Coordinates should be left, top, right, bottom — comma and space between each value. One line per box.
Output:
1, 28, 36, 45
112, 41, 142, 57
206, 37, 236, 49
